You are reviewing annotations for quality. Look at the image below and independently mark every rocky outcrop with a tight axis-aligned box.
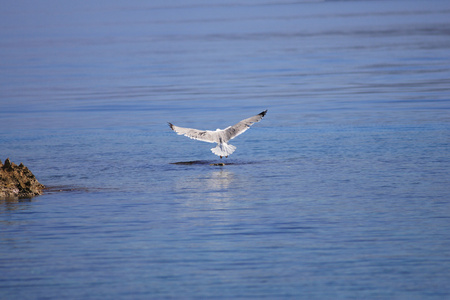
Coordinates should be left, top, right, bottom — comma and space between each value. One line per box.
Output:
0, 158, 45, 199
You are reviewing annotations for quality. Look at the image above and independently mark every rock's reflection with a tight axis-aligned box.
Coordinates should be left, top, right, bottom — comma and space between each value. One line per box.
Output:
0, 197, 33, 211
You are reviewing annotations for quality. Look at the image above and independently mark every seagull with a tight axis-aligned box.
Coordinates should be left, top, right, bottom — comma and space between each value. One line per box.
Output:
168, 110, 267, 158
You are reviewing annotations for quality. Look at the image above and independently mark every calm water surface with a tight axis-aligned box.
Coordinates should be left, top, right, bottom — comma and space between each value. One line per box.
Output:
1, 0, 450, 299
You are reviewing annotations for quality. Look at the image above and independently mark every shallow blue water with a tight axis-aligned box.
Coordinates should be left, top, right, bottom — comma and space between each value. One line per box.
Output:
1, 0, 450, 299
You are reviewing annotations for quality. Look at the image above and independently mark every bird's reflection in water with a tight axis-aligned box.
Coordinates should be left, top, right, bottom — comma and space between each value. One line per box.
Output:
175, 169, 237, 205
174, 168, 246, 228
204, 170, 235, 192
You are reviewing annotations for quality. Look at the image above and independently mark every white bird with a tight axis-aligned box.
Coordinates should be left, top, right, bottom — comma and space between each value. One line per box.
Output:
168, 110, 267, 158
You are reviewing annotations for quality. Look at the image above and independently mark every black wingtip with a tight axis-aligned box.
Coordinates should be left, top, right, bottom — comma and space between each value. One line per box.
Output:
168, 122, 174, 130
260, 110, 268, 117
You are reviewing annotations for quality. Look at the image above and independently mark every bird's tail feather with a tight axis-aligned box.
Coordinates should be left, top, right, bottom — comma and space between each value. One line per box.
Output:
211, 143, 236, 157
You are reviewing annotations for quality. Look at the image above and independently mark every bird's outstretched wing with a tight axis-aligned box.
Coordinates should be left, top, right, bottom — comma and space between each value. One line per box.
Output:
168, 123, 219, 143
222, 110, 267, 142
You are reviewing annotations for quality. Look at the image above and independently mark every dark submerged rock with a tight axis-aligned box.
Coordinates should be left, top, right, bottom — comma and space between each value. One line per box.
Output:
0, 158, 45, 199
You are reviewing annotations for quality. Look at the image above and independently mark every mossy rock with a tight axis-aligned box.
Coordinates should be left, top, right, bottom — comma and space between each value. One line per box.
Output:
0, 158, 45, 199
